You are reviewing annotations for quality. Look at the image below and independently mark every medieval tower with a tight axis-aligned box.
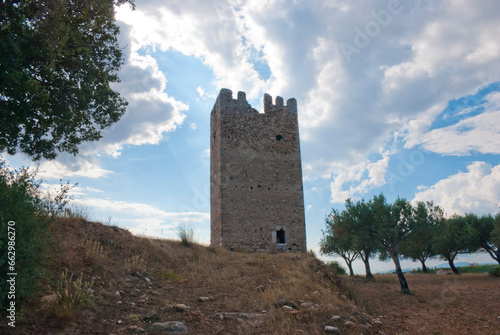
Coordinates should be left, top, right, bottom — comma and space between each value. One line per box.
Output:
210, 88, 306, 252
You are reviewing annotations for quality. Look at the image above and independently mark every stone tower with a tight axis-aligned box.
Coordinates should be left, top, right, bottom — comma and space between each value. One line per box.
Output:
210, 88, 306, 252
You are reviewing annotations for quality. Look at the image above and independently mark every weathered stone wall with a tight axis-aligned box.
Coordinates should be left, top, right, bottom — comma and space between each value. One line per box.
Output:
210, 88, 306, 252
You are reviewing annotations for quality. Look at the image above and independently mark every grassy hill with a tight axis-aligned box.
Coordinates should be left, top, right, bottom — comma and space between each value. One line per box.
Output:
2, 218, 385, 334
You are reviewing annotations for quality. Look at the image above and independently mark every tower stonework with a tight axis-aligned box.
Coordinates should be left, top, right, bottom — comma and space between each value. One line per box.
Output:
210, 88, 306, 252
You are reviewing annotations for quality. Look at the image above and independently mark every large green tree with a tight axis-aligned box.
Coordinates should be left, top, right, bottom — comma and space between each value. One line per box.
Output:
320, 209, 359, 276
466, 213, 500, 265
370, 194, 415, 293
344, 198, 381, 279
1, 0, 134, 160
433, 215, 477, 274
400, 201, 443, 273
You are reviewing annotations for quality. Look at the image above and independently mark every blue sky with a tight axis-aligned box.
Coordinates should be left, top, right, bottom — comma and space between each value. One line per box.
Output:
7, 0, 500, 273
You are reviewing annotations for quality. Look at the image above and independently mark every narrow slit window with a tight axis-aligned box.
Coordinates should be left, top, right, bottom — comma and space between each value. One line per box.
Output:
276, 229, 285, 244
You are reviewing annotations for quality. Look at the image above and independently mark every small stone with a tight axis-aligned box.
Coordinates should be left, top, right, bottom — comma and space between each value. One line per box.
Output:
117, 301, 123, 305
324, 326, 339, 333
344, 320, 356, 326
145, 277, 152, 284
256, 285, 265, 292
303, 294, 312, 300
135, 327, 146, 334
331, 315, 342, 321
276, 297, 288, 306
115, 291, 121, 296
150, 321, 187, 334
340, 295, 347, 300
198, 297, 210, 302
282, 305, 294, 312
300, 302, 312, 308
117, 320, 123, 324
312, 291, 321, 296
41, 293, 58, 305
175, 304, 188, 312
143, 311, 160, 323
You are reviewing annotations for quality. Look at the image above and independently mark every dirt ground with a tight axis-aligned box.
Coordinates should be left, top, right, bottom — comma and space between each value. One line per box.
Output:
343, 273, 500, 335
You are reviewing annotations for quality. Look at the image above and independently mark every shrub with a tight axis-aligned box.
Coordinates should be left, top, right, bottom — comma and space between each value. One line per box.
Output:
490, 266, 500, 277
125, 255, 147, 274
0, 160, 69, 309
176, 224, 195, 248
52, 270, 95, 321
328, 261, 347, 275
83, 238, 106, 261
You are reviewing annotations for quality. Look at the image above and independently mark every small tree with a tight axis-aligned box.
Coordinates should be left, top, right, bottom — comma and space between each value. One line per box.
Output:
467, 214, 500, 265
400, 201, 442, 273
320, 209, 359, 276
344, 199, 381, 279
370, 194, 414, 293
433, 215, 476, 275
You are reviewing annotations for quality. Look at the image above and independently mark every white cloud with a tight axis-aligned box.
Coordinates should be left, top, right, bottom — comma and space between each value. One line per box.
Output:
405, 91, 500, 155
413, 161, 500, 216
329, 152, 391, 203
71, 196, 210, 239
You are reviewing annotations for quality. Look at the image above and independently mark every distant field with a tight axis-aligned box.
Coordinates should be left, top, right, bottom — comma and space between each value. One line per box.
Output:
343, 273, 500, 335
410, 264, 498, 274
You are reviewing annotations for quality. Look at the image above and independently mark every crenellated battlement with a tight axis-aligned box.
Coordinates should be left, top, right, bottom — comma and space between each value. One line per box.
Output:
216, 88, 297, 115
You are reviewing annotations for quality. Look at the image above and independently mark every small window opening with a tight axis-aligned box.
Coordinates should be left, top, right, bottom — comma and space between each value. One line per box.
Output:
276, 229, 285, 244
276, 134, 283, 141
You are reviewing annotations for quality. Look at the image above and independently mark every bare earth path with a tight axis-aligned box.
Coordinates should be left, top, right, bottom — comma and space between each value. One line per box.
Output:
343, 273, 500, 335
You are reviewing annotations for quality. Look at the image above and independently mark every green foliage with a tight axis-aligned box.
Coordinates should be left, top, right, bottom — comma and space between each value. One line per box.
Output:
320, 209, 359, 276
0, 0, 134, 160
0, 160, 69, 309
492, 214, 500, 247
467, 213, 500, 265
51, 270, 95, 321
432, 215, 477, 274
400, 201, 443, 272
327, 261, 347, 275
489, 266, 500, 277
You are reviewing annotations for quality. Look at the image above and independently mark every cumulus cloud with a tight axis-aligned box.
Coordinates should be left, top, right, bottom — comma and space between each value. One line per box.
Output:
29, 0, 500, 205
407, 91, 500, 155
30, 20, 188, 179
413, 161, 500, 216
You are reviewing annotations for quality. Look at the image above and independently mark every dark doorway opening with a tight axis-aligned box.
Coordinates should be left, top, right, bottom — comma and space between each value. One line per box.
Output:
276, 229, 285, 244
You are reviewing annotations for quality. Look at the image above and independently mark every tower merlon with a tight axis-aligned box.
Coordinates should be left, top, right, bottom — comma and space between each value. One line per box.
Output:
263, 93, 297, 114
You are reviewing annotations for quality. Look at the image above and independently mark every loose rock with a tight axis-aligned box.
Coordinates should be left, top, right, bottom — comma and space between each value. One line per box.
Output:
175, 304, 188, 312
324, 326, 339, 333
150, 321, 187, 334
198, 297, 210, 302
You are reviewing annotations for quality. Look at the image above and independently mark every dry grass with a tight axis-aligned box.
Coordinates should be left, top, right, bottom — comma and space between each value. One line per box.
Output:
6, 218, 384, 335
344, 273, 500, 335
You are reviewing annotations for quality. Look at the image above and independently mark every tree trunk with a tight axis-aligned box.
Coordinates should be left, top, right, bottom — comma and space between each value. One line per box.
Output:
341, 256, 355, 276
419, 259, 428, 273
347, 261, 355, 277
448, 258, 460, 275
360, 251, 374, 279
391, 251, 410, 293
484, 246, 500, 265
363, 258, 374, 279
